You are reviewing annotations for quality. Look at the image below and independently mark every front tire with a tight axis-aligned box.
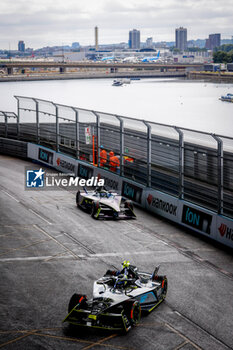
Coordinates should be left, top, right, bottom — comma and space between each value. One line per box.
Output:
124, 300, 141, 326
91, 201, 99, 219
161, 277, 168, 299
68, 293, 87, 313
76, 191, 81, 207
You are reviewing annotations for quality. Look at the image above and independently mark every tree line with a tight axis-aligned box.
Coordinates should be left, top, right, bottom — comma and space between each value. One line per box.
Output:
213, 44, 233, 63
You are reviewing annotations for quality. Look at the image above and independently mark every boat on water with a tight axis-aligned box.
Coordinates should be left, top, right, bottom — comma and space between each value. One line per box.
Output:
219, 93, 233, 103
112, 78, 131, 86
112, 79, 123, 86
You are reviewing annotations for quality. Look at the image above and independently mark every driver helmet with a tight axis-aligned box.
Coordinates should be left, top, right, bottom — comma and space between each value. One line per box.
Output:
122, 260, 130, 269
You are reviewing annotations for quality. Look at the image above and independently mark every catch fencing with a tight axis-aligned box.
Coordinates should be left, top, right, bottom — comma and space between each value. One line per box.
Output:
0, 95, 233, 219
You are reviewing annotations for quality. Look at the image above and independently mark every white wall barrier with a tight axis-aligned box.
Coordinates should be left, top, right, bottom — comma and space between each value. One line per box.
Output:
27, 143, 233, 249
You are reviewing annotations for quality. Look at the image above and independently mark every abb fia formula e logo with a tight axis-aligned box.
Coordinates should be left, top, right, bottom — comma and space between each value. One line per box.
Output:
218, 223, 233, 241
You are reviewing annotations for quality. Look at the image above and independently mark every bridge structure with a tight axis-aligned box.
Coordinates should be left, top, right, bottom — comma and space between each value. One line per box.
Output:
0, 95, 233, 249
0, 61, 203, 75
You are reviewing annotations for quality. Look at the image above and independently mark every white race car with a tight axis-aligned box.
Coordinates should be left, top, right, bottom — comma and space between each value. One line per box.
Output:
76, 188, 136, 219
63, 263, 167, 333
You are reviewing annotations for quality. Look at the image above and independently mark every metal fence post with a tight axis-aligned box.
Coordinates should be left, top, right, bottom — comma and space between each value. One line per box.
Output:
92, 111, 100, 166
174, 127, 184, 199
73, 108, 79, 159
16, 97, 20, 140
116, 116, 124, 176
212, 134, 223, 215
143, 121, 151, 187
33, 99, 40, 144
4, 113, 8, 138
54, 104, 59, 152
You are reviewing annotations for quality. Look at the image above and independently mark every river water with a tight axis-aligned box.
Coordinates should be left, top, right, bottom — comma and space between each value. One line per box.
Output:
0, 77, 233, 137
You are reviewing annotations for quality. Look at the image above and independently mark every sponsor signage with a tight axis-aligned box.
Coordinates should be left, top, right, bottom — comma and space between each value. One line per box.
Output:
218, 223, 233, 241
144, 189, 180, 222
85, 126, 91, 145
97, 173, 119, 191
182, 205, 212, 234
216, 216, 233, 248
38, 148, 54, 165
78, 164, 94, 180
122, 181, 142, 204
147, 194, 177, 216
56, 157, 75, 173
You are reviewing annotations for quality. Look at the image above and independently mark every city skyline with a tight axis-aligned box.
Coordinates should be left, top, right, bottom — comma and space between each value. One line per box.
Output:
0, 0, 232, 50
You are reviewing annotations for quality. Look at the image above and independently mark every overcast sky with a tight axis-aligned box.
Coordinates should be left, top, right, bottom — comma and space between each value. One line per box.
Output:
0, 0, 232, 50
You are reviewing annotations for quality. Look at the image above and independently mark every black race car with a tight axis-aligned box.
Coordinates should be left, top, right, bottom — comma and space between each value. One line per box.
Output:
63, 263, 167, 333
76, 188, 136, 219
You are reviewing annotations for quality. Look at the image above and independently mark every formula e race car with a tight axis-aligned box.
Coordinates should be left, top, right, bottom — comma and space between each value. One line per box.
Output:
76, 187, 136, 219
63, 263, 167, 333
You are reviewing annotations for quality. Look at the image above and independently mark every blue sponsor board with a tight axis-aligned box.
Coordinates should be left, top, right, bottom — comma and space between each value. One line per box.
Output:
122, 181, 142, 204
182, 205, 212, 234
38, 148, 54, 165
78, 164, 93, 180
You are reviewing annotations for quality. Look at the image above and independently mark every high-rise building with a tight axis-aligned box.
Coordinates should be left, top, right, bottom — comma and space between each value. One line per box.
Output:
175, 27, 187, 51
18, 40, 25, 52
129, 29, 140, 49
146, 37, 153, 48
205, 34, 221, 50
95, 26, 98, 51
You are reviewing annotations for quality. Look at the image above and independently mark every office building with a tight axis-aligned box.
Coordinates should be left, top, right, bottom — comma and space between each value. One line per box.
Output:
146, 37, 153, 48
205, 34, 221, 50
95, 26, 98, 51
18, 41, 25, 52
175, 27, 187, 51
129, 29, 140, 49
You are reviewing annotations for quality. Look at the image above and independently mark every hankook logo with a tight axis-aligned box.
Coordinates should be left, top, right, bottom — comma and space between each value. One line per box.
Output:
97, 173, 119, 190
147, 194, 177, 216
56, 158, 75, 172
218, 223, 233, 241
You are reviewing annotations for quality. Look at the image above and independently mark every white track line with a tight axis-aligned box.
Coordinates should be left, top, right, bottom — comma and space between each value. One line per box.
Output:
1, 190, 20, 202
28, 209, 52, 225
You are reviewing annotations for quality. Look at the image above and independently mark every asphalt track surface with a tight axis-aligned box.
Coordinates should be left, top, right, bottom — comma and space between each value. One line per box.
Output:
0, 154, 233, 350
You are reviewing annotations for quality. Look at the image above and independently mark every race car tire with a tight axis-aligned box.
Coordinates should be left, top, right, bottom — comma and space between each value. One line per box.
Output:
124, 300, 141, 326
124, 200, 134, 211
76, 191, 81, 207
68, 293, 87, 313
161, 277, 168, 299
91, 201, 99, 219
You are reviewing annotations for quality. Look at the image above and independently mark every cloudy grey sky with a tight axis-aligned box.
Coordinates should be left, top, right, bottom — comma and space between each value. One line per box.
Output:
0, 0, 232, 50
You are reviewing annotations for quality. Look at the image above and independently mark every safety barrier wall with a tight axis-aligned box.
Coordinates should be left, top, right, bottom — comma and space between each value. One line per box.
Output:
26, 143, 233, 249
1, 96, 233, 217
0, 95, 233, 248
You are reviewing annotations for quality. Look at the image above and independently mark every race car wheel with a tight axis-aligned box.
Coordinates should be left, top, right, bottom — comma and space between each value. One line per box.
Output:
68, 293, 87, 313
91, 201, 99, 219
161, 277, 168, 299
125, 300, 141, 326
124, 200, 134, 211
76, 191, 81, 207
